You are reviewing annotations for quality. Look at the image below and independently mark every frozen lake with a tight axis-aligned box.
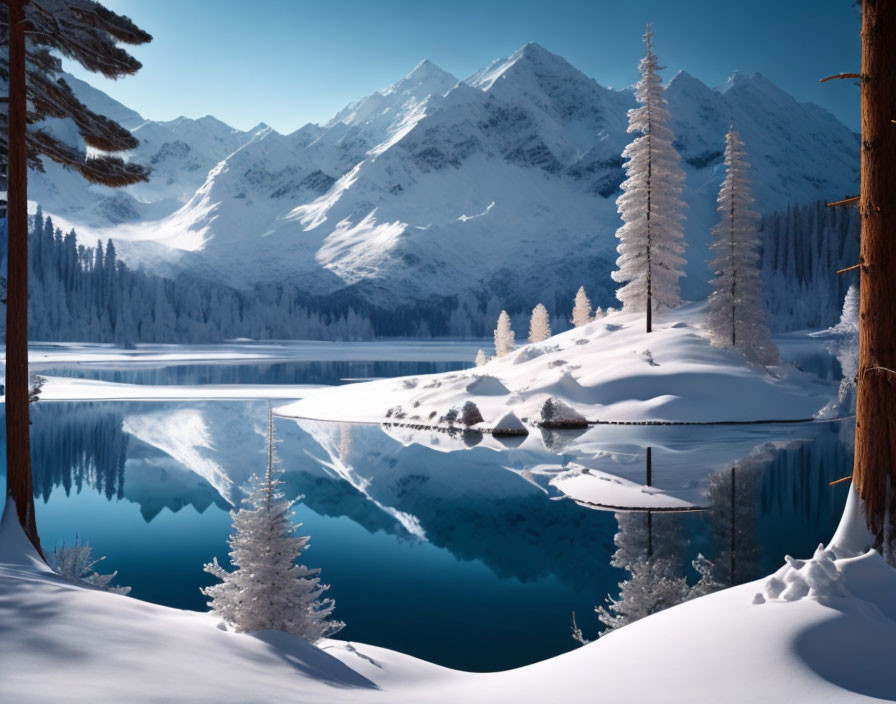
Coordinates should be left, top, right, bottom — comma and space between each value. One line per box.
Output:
1, 339, 852, 671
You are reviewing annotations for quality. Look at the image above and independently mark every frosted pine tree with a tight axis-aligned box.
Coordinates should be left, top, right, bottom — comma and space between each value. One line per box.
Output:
50, 537, 131, 595
819, 285, 860, 421
529, 303, 551, 342
833, 284, 859, 335
494, 310, 515, 357
571, 286, 592, 327
202, 413, 343, 641
706, 128, 779, 365
474, 348, 488, 366
612, 25, 687, 332
596, 558, 691, 632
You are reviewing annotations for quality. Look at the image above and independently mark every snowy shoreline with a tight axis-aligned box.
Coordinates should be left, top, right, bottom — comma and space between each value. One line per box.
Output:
1, 376, 327, 403
277, 305, 837, 430
3, 492, 892, 703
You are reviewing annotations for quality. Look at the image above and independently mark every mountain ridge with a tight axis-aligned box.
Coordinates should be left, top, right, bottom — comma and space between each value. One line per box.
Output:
30, 43, 859, 315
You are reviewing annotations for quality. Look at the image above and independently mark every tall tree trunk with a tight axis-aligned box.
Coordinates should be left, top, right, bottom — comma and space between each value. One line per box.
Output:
5, 0, 42, 555
853, 0, 896, 545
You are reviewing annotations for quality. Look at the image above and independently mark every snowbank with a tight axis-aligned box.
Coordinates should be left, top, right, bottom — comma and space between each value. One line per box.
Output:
6, 376, 325, 402
21, 339, 483, 366
277, 305, 836, 427
2, 495, 892, 703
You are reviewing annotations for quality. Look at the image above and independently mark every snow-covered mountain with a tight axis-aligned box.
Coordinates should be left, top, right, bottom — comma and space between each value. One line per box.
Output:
32, 43, 859, 314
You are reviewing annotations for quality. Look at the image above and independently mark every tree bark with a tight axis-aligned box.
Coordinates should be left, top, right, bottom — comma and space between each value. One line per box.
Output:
853, 0, 896, 544
5, 0, 42, 555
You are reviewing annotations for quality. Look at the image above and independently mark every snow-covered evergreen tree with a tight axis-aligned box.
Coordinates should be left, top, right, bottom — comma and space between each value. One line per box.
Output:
701, 464, 761, 587
818, 285, 860, 422
474, 348, 488, 366
202, 413, 343, 641
529, 303, 551, 342
494, 310, 515, 357
571, 286, 593, 327
596, 557, 690, 632
706, 128, 779, 365
611, 25, 687, 332
833, 284, 859, 336
50, 537, 130, 595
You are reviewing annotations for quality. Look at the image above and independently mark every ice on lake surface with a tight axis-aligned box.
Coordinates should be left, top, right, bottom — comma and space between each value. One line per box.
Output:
2, 343, 852, 672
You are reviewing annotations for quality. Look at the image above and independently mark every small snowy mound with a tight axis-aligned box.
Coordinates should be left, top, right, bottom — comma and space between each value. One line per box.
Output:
492, 412, 528, 437
761, 544, 846, 603
512, 346, 546, 364
538, 396, 588, 429
465, 375, 510, 396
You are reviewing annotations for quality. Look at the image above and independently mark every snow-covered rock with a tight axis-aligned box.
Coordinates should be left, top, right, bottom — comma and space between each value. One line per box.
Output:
762, 544, 846, 602
538, 396, 588, 429
491, 411, 528, 437
459, 401, 484, 426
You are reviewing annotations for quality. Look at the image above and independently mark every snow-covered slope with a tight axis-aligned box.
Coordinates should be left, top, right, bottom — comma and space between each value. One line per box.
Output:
2, 493, 893, 703
32, 44, 859, 308
276, 304, 836, 426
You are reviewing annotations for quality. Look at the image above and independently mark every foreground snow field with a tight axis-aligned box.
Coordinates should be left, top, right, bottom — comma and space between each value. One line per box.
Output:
277, 305, 836, 427
2, 492, 892, 704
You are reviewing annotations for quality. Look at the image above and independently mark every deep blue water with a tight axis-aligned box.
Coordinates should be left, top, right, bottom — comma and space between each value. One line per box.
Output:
1, 350, 852, 672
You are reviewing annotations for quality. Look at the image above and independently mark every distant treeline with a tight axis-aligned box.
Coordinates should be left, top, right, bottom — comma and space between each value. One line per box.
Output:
0, 201, 859, 343
759, 200, 859, 331
0, 210, 376, 343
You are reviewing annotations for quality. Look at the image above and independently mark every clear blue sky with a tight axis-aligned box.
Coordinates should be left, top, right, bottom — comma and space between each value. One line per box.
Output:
66, 0, 862, 134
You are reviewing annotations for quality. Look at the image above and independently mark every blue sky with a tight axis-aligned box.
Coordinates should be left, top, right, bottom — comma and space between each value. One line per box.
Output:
66, 0, 862, 133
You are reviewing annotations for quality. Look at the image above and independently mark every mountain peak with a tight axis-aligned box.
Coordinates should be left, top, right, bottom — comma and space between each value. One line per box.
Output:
517, 41, 553, 59
718, 71, 793, 105
666, 70, 714, 99
466, 42, 585, 93
408, 59, 448, 78
389, 59, 457, 95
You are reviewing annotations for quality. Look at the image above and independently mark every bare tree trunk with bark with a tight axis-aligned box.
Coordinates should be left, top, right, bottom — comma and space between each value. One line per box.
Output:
853, 0, 896, 546
4, 0, 42, 556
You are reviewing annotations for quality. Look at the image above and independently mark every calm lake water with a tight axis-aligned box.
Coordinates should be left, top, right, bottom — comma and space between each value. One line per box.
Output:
1, 342, 852, 672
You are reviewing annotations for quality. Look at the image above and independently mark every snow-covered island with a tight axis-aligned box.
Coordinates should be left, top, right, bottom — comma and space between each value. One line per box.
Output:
277, 305, 836, 430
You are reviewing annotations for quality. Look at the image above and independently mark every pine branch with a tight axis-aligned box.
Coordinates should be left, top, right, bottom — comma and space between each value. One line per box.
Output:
819, 73, 862, 82
837, 263, 863, 275
827, 196, 860, 208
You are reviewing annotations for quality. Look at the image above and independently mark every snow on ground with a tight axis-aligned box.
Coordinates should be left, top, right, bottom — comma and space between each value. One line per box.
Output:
7, 376, 326, 402
277, 305, 836, 427
21, 339, 483, 367
2, 491, 893, 703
